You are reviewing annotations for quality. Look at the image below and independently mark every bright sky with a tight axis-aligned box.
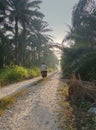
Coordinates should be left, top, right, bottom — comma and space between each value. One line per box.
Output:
40, 0, 79, 43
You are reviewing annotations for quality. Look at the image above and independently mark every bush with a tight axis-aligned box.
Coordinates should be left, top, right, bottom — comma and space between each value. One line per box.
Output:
28, 67, 40, 78
0, 66, 41, 87
61, 47, 96, 81
7, 66, 28, 81
68, 73, 83, 103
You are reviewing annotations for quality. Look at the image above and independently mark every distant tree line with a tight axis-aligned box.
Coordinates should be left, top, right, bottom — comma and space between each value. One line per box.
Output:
61, 0, 96, 81
0, 0, 58, 68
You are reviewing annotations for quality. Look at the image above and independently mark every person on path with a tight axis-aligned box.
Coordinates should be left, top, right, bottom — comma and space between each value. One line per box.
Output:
40, 62, 47, 78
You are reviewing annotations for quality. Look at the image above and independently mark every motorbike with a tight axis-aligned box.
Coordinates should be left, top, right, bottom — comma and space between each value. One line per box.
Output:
41, 71, 47, 78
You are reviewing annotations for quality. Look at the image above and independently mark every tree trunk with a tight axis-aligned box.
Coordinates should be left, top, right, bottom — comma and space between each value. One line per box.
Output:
0, 55, 3, 68
0, 47, 4, 68
15, 17, 19, 65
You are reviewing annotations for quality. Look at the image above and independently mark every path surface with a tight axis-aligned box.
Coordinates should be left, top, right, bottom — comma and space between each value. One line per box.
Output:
0, 72, 62, 130
0, 72, 54, 99
0, 76, 41, 99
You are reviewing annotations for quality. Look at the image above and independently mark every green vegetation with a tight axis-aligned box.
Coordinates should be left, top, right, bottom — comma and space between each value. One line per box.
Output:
57, 84, 77, 130
68, 75, 96, 130
0, 96, 16, 115
57, 81, 96, 130
61, 0, 96, 81
0, 0, 58, 87
28, 67, 40, 78
0, 0, 58, 69
0, 65, 55, 87
0, 65, 41, 87
60, 0, 96, 129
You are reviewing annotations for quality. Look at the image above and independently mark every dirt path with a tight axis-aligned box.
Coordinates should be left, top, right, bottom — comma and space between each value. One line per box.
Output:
0, 72, 62, 130
0, 72, 54, 99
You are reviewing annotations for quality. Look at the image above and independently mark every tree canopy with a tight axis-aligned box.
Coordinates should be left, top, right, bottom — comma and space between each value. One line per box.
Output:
0, 0, 58, 69
61, 0, 96, 81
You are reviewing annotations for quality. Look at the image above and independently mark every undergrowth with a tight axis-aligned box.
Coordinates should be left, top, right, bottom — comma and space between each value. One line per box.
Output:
57, 83, 77, 130
0, 65, 54, 87
57, 74, 96, 130
68, 74, 96, 130
0, 65, 40, 87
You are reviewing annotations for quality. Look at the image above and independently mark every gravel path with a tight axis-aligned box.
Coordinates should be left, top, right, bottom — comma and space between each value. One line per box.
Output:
0, 76, 41, 99
0, 72, 54, 99
0, 72, 62, 130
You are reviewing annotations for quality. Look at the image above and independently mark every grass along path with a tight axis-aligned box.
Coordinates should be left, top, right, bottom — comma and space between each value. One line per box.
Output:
57, 81, 96, 130
0, 88, 27, 116
57, 83, 77, 130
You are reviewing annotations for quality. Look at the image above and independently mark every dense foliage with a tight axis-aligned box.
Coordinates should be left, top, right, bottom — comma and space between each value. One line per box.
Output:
61, 0, 96, 81
0, 0, 58, 69
0, 65, 41, 86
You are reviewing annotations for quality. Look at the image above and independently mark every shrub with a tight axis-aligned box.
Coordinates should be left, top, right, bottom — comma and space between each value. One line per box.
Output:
0, 65, 52, 87
68, 73, 85, 104
6, 66, 28, 82
28, 67, 40, 78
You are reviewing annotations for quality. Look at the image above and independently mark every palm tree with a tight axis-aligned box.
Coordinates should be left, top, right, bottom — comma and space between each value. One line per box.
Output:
32, 19, 52, 64
0, 0, 54, 67
0, 0, 14, 68
24, 18, 53, 66
62, 0, 96, 48
61, 0, 96, 80
6, 0, 44, 65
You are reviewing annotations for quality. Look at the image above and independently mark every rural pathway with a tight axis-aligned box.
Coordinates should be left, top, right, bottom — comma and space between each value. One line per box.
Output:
0, 72, 54, 99
0, 72, 63, 130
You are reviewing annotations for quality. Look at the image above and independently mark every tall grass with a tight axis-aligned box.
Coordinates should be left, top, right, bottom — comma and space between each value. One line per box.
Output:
0, 66, 40, 87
